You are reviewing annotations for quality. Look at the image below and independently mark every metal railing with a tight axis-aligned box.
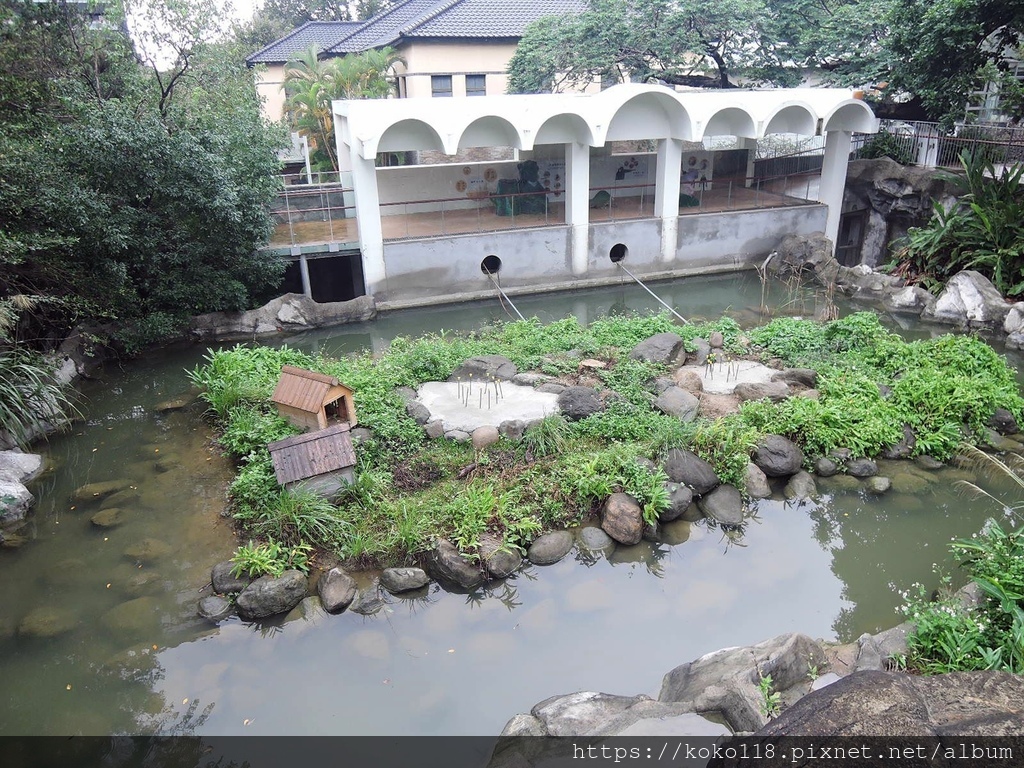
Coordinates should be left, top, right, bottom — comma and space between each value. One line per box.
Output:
849, 120, 1024, 170
268, 169, 823, 248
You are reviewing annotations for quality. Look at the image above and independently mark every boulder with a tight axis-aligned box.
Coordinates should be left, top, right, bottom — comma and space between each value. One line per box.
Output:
380, 567, 430, 594
448, 355, 517, 382
479, 533, 522, 578
527, 531, 574, 565
733, 380, 790, 403
784, 470, 817, 500
428, 538, 485, 590
629, 333, 684, 365
0, 451, 44, 484
424, 420, 445, 439
498, 420, 527, 441
577, 526, 614, 552
846, 458, 878, 478
688, 338, 711, 366
600, 493, 644, 545
654, 386, 700, 422
73, 479, 129, 503
769, 233, 837, 285
814, 457, 839, 477
349, 583, 384, 615
556, 386, 604, 421
659, 482, 694, 522
662, 448, 720, 494
923, 270, 1012, 328
445, 429, 471, 443
211, 561, 252, 594
708, 331, 724, 349
90, 508, 125, 528
531, 691, 654, 737
100, 596, 160, 636
744, 463, 772, 499
197, 595, 234, 623
405, 400, 430, 425
771, 368, 818, 388
754, 435, 804, 477
697, 484, 744, 526
988, 407, 1020, 436
883, 285, 935, 315
123, 538, 172, 564
0, 481, 34, 525
190, 293, 376, 341
880, 423, 917, 459
235, 571, 308, 620
511, 372, 553, 387
1003, 301, 1024, 335
673, 368, 704, 393
18, 606, 78, 639
318, 567, 357, 613
471, 425, 500, 450
865, 475, 892, 494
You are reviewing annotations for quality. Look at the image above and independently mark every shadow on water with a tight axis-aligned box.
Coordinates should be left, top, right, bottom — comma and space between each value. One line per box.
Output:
0, 272, 1018, 736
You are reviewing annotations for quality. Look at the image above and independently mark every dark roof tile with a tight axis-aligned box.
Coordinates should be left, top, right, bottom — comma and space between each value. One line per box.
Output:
247, 21, 363, 64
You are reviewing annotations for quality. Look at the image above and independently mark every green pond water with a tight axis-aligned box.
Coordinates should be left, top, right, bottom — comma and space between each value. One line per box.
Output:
0, 273, 1020, 736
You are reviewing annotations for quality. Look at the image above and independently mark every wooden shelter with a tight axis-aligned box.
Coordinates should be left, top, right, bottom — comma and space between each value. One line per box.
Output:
271, 365, 357, 431
268, 423, 357, 498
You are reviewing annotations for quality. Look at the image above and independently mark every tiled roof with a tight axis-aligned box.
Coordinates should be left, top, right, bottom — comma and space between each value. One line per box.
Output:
327, 0, 586, 53
268, 423, 357, 484
271, 365, 351, 413
247, 21, 363, 64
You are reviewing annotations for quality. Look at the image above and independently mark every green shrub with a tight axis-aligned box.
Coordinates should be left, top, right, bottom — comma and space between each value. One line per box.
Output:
522, 414, 570, 458
230, 538, 312, 579
219, 405, 298, 458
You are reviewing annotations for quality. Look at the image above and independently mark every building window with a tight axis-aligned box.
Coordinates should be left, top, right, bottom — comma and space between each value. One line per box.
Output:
431, 75, 453, 97
466, 74, 486, 96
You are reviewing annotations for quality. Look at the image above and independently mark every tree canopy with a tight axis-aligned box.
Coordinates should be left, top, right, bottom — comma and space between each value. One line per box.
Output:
0, 0, 287, 353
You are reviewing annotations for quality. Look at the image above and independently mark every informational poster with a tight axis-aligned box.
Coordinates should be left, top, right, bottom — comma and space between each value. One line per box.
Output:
536, 159, 567, 200
681, 151, 714, 195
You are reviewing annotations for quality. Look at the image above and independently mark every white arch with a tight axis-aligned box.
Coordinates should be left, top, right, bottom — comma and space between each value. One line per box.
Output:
532, 112, 596, 146
603, 89, 692, 144
376, 118, 446, 155
823, 100, 878, 133
763, 103, 818, 136
457, 115, 523, 150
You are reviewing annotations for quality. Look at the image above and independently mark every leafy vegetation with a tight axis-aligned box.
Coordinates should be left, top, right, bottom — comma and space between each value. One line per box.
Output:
231, 538, 313, 579
193, 311, 1024, 570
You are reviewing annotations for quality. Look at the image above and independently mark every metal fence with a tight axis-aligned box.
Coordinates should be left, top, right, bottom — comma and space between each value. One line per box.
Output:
849, 120, 1024, 169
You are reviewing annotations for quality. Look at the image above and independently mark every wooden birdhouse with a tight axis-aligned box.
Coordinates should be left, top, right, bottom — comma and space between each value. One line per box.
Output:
271, 365, 357, 432
268, 423, 356, 498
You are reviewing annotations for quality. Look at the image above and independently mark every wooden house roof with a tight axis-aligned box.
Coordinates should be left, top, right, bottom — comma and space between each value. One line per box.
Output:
271, 365, 352, 414
268, 423, 357, 485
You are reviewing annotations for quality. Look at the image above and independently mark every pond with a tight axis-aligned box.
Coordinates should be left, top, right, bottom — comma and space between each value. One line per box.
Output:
0, 273, 1018, 737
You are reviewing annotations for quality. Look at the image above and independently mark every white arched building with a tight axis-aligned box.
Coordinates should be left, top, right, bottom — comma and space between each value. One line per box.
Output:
332, 84, 877, 306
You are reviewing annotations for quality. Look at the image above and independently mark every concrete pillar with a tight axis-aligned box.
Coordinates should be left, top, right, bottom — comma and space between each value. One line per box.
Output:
739, 137, 757, 187
566, 141, 591, 276
349, 150, 387, 296
655, 138, 682, 264
299, 255, 312, 299
818, 130, 852, 254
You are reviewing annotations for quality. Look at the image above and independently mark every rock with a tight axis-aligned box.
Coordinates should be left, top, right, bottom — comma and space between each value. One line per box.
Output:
629, 333, 684, 365
855, 623, 913, 672
90, 508, 125, 528
350, 426, 373, 445
445, 429, 471, 443
511, 372, 553, 387
556, 386, 604, 421
1004, 301, 1024, 335
349, 583, 384, 615
471, 425, 500, 450
528, 531, 574, 565
154, 394, 196, 412
673, 368, 704, 393
318, 567, 357, 613
819, 474, 862, 492
914, 455, 944, 470
771, 368, 818, 388
753, 435, 804, 477
380, 567, 430, 594
888, 470, 933, 495
124, 538, 172, 564
600, 493, 644, 545
101, 596, 160, 636
865, 475, 892, 494
846, 458, 878, 478
982, 428, 1022, 452
211, 561, 251, 594
101, 488, 140, 509
708, 331, 724, 348
499, 712, 548, 737
736, 669, 1024, 740
814, 457, 838, 477
734, 380, 790, 402
577, 526, 614, 552
988, 407, 1020, 436
880, 423, 917, 459
770, 233, 838, 286
428, 538, 485, 590
498, 419, 526, 441
18, 606, 78, 639
536, 382, 565, 394
662, 448, 720, 494
829, 447, 852, 464
194, 294, 376, 339
405, 400, 430, 425
654, 386, 700, 421
659, 632, 825, 733
479, 533, 522, 578
651, 376, 674, 394
0, 451, 44, 484
688, 338, 711, 366
0, 480, 33, 525
659, 482, 694, 522
235, 571, 308, 620
784, 470, 817, 499
531, 691, 654, 737
72, 479, 129, 503
744, 463, 772, 499
424, 419, 445, 439
923, 270, 1012, 328
448, 355, 517, 382
197, 595, 234, 623
284, 595, 326, 624
698, 484, 744, 526
883, 286, 935, 315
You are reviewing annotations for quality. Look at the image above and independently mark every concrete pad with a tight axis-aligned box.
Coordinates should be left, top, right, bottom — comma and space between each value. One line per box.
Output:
417, 381, 560, 433
684, 361, 781, 395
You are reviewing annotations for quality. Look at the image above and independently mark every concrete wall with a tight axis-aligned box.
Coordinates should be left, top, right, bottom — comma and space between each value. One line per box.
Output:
399, 40, 516, 99
375, 205, 828, 304
256, 65, 287, 123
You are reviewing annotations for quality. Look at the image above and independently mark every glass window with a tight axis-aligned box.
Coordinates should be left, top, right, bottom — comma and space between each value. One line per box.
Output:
431, 75, 453, 97
466, 74, 486, 96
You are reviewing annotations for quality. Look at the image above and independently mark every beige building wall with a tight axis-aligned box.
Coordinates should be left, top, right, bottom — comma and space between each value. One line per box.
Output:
398, 40, 516, 98
256, 65, 289, 123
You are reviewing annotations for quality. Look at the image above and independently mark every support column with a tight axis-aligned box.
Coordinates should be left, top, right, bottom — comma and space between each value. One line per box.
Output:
566, 141, 591, 276
655, 138, 683, 264
739, 137, 757, 187
299, 254, 312, 299
818, 130, 852, 254
349, 149, 386, 297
